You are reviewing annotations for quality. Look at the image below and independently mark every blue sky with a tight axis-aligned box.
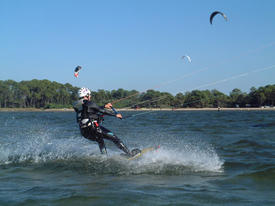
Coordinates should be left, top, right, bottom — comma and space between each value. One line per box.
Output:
1, 0, 275, 95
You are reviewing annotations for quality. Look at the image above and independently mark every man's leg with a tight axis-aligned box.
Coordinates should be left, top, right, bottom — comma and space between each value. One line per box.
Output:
81, 127, 107, 154
96, 137, 107, 154
98, 126, 132, 156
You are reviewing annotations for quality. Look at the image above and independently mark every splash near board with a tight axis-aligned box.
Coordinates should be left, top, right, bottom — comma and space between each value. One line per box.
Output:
122, 146, 160, 160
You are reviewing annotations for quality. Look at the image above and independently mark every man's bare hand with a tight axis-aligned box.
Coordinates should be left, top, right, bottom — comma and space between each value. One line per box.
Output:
116, 113, 122, 119
104, 103, 112, 109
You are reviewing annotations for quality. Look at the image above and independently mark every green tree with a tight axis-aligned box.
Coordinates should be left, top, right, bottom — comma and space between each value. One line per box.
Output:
211, 89, 230, 107
230, 88, 248, 107
172, 92, 185, 108
184, 90, 210, 108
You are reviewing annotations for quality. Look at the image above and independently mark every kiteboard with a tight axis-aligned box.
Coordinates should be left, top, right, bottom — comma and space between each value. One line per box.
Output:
121, 145, 160, 160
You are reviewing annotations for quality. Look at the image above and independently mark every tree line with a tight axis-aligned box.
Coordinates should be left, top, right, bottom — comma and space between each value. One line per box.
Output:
0, 79, 274, 109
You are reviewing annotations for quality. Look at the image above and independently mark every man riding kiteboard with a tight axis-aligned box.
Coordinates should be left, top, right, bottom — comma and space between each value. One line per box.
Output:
73, 87, 135, 157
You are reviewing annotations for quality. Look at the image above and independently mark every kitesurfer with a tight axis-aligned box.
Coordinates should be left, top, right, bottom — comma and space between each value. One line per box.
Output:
73, 87, 133, 156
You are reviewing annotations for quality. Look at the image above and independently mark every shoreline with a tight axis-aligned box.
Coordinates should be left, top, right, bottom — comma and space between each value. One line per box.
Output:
0, 107, 274, 112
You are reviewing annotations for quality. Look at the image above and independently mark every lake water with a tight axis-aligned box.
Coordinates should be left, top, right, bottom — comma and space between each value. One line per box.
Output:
0, 110, 275, 205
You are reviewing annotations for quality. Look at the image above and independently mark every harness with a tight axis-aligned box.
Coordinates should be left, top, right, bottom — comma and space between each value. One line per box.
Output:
73, 100, 106, 131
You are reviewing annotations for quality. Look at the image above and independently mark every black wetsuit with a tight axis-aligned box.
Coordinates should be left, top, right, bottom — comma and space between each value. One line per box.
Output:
73, 99, 131, 155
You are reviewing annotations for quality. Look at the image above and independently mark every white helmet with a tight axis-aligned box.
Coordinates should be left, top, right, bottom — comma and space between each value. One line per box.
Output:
78, 87, 91, 98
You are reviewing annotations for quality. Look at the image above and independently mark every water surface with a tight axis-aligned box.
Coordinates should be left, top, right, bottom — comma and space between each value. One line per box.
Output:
0, 111, 274, 205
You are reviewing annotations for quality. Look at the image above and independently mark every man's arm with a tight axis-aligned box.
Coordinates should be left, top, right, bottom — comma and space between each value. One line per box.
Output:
104, 103, 122, 119
87, 102, 117, 116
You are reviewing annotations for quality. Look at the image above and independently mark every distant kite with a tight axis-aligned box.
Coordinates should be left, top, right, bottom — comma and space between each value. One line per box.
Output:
181, 55, 191, 63
210, 11, 227, 24
74, 66, 82, 78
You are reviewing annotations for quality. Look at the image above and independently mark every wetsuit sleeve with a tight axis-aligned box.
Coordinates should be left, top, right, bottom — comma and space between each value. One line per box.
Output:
73, 100, 83, 123
87, 102, 116, 116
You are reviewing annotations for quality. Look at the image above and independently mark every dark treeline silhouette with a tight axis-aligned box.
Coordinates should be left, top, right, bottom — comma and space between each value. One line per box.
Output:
0, 79, 274, 109
0, 79, 78, 108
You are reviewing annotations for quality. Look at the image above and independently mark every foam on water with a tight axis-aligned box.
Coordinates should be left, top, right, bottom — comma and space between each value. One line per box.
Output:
125, 132, 224, 173
0, 127, 223, 175
133, 144, 224, 173
0, 128, 101, 165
